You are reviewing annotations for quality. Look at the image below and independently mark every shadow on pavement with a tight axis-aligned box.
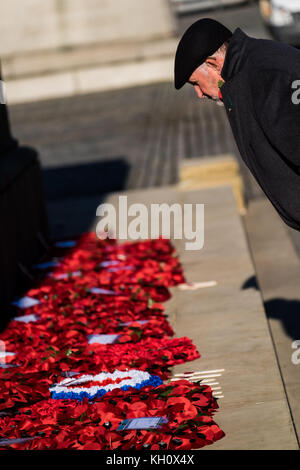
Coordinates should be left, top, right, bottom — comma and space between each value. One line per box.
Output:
241, 275, 259, 291
43, 158, 130, 200
42, 158, 130, 240
242, 275, 300, 341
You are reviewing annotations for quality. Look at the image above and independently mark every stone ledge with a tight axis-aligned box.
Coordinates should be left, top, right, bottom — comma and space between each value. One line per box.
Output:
5, 53, 175, 105
2, 36, 177, 80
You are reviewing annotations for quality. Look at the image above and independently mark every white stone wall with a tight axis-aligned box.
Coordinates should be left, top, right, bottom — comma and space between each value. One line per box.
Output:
1, 0, 175, 57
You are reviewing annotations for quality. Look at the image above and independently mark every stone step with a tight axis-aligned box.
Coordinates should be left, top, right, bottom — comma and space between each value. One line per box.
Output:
95, 184, 298, 449
4, 36, 177, 105
244, 196, 300, 447
179, 154, 246, 215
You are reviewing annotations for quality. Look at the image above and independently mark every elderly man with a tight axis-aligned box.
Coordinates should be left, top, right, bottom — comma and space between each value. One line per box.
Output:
175, 18, 300, 231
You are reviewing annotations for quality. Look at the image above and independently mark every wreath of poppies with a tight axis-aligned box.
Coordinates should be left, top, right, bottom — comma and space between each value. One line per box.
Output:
0, 235, 224, 450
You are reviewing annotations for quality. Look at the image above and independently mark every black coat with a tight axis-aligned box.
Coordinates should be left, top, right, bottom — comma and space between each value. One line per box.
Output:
221, 28, 300, 230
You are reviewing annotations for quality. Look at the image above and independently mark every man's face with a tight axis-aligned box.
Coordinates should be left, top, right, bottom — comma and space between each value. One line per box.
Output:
188, 56, 224, 102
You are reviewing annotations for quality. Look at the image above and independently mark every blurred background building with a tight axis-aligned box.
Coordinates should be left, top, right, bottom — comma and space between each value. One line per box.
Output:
3, 0, 300, 242
1, 0, 177, 103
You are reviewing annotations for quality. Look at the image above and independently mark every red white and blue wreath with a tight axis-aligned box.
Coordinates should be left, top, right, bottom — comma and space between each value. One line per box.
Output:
50, 369, 162, 401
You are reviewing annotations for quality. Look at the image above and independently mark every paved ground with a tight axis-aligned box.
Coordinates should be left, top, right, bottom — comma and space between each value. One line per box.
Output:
9, 82, 237, 239
9, 82, 236, 184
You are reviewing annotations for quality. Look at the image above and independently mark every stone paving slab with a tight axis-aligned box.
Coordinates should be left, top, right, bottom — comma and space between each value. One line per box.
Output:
179, 154, 246, 214
9, 82, 236, 191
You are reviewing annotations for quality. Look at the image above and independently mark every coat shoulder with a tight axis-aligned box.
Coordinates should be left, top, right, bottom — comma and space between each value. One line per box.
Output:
246, 37, 300, 77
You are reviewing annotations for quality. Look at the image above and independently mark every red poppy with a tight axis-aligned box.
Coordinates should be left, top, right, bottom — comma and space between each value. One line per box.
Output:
0, 235, 224, 450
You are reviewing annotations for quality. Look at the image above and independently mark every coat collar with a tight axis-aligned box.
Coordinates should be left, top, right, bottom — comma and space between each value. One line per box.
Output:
221, 28, 249, 83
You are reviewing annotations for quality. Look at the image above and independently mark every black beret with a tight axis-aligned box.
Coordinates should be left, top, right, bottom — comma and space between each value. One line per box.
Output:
174, 18, 232, 90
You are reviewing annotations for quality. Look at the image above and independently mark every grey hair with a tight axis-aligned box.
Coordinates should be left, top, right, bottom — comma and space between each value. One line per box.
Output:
216, 39, 230, 55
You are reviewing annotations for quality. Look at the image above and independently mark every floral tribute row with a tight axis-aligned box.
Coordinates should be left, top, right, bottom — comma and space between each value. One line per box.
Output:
0, 234, 224, 450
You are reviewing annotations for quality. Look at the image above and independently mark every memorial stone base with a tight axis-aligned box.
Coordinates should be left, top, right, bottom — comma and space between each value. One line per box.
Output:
0, 74, 49, 326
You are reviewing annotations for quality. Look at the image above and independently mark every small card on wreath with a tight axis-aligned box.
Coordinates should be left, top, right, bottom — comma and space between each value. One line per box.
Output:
12, 297, 41, 309
117, 417, 168, 431
89, 287, 117, 295
13, 314, 39, 323
88, 334, 120, 345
